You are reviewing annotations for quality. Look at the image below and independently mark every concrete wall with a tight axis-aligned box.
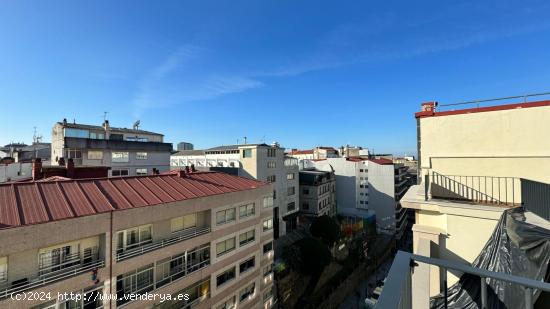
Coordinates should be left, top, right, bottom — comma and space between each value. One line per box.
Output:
419, 105, 550, 184
367, 162, 397, 234
0, 162, 32, 183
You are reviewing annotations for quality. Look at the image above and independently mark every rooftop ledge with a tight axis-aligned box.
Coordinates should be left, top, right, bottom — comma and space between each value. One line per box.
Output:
401, 185, 513, 218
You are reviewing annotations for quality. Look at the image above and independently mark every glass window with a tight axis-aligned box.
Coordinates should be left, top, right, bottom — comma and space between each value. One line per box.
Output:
239, 203, 255, 218
171, 214, 197, 233
287, 173, 295, 180
136, 152, 148, 160
88, 150, 103, 160
239, 230, 255, 246
287, 186, 295, 196
242, 149, 252, 158
267, 161, 276, 168
216, 238, 236, 257
112, 169, 129, 177
216, 267, 236, 287
267, 175, 276, 183
116, 224, 152, 253
112, 152, 129, 162
216, 208, 236, 225
287, 202, 296, 212
239, 282, 255, 303
263, 218, 273, 231
263, 241, 273, 254
64, 128, 89, 138
136, 168, 148, 176
239, 257, 255, 273
217, 296, 236, 309
263, 196, 274, 208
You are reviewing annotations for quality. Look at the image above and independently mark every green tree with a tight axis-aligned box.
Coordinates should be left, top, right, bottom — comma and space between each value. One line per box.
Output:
310, 215, 341, 246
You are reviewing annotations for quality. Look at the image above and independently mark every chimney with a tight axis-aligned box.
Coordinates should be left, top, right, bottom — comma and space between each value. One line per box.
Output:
177, 169, 186, 178
32, 158, 43, 180
67, 158, 75, 179
62, 118, 67, 125
190, 164, 196, 172
58, 157, 66, 167
103, 120, 110, 139
152, 168, 159, 175
185, 166, 190, 174
421, 102, 437, 112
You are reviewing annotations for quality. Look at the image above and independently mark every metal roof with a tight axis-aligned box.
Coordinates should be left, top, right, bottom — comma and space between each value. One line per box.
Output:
58, 122, 163, 136
0, 172, 266, 229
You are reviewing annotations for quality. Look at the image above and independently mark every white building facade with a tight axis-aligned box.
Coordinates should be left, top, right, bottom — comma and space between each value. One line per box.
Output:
171, 144, 300, 239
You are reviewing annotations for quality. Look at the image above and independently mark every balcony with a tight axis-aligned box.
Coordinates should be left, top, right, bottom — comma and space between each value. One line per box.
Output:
418, 171, 550, 220
0, 249, 104, 299
117, 226, 210, 261
375, 251, 550, 309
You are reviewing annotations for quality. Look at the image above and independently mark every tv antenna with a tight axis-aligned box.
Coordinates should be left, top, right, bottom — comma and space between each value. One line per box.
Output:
133, 120, 141, 130
103, 111, 109, 122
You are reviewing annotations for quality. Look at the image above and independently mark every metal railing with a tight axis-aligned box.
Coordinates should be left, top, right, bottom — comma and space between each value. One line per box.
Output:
521, 178, 550, 220
376, 251, 550, 309
425, 171, 521, 206
438, 91, 550, 111
117, 226, 210, 261
0, 259, 104, 300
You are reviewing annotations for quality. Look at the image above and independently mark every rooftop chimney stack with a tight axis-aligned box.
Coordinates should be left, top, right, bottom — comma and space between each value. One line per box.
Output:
421, 102, 437, 112
185, 166, 190, 174
32, 158, 42, 180
67, 158, 75, 179
190, 164, 196, 172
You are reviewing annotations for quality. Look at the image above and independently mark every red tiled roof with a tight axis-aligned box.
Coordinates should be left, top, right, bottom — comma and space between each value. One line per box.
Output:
0, 172, 267, 229
368, 158, 394, 165
415, 99, 550, 119
290, 150, 314, 155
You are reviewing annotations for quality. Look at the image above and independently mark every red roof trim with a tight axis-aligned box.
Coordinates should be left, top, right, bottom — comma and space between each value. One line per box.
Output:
290, 150, 314, 155
415, 99, 550, 119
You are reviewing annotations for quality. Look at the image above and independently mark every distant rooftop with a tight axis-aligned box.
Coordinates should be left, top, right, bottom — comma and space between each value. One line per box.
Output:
0, 171, 266, 229
58, 121, 163, 136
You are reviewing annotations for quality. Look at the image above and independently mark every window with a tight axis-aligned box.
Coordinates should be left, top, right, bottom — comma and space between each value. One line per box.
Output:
267, 175, 276, 183
286, 173, 295, 180
242, 149, 252, 158
267, 161, 276, 168
263, 196, 274, 208
287, 186, 295, 196
216, 208, 236, 225
216, 267, 236, 287
112, 151, 129, 162
136, 152, 148, 160
126, 136, 149, 142
263, 287, 274, 302
239, 257, 255, 274
64, 128, 89, 138
65, 148, 82, 159
239, 203, 255, 218
216, 237, 236, 257
267, 148, 276, 157
302, 202, 309, 210
217, 296, 236, 309
263, 218, 273, 231
287, 202, 296, 212
89, 132, 104, 140
116, 264, 154, 306
171, 213, 197, 233
239, 230, 255, 246
303, 188, 309, 195
87, 150, 103, 160
263, 264, 274, 277
239, 282, 256, 302
112, 169, 129, 177
263, 241, 273, 254
136, 168, 148, 176
116, 224, 152, 253
0, 257, 6, 283
110, 133, 123, 141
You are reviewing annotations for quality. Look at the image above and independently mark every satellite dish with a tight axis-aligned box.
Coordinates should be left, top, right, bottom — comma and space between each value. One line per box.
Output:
133, 120, 140, 130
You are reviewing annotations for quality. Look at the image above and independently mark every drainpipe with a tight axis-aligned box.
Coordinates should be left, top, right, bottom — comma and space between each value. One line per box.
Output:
109, 210, 114, 309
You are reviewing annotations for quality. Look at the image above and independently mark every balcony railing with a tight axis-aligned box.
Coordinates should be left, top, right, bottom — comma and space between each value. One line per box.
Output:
425, 171, 521, 206
376, 251, 550, 309
117, 226, 210, 261
0, 258, 104, 300
521, 178, 550, 221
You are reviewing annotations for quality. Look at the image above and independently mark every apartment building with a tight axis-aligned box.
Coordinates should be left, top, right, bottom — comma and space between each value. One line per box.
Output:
171, 143, 299, 239
376, 98, 550, 308
0, 171, 276, 309
288, 146, 339, 160
51, 119, 172, 177
307, 157, 410, 240
298, 169, 337, 218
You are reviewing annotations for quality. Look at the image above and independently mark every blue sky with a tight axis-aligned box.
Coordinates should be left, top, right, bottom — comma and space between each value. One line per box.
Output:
1, 0, 550, 155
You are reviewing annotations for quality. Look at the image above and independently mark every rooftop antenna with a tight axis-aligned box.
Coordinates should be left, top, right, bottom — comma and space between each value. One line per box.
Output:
133, 120, 140, 130
243, 136, 247, 145
103, 111, 109, 122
